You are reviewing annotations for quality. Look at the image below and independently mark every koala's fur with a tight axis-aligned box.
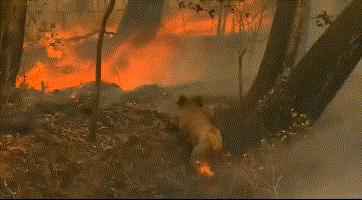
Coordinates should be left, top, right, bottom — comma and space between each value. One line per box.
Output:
176, 95, 223, 171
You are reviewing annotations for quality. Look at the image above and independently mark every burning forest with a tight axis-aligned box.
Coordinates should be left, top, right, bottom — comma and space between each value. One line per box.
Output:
0, 0, 361, 198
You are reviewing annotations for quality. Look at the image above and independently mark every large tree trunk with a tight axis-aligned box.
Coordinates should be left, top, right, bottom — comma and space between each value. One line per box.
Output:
260, 0, 362, 132
243, 0, 303, 115
0, 0, 27, 109
117, 0, 164, 46
242, 0, 307, 115
295, 0, 311, 63
285, 0, 310, 66
89, 0, 116, 142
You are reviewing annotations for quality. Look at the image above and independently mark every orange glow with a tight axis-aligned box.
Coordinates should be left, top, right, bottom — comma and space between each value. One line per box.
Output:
102, 35, 178, 91
17, 32, 181, 92
161, 4, 272, 37
46, 46, 64, 59
161, 11, 218, 37
18, 5, 271, 92
197, 161, 215, 177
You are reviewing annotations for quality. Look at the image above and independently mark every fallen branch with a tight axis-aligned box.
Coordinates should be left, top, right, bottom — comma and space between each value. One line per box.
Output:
66, 30, 117, 42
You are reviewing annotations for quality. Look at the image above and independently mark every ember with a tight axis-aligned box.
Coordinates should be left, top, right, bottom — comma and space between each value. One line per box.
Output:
197, 161, 215, 177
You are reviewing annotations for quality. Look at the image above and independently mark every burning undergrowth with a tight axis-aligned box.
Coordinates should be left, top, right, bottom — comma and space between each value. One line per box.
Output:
18, 2, 273, 94
18, 34, 182, 92
0, 3, 307, 197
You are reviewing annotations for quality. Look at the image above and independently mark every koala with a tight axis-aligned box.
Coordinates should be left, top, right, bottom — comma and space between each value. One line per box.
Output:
176, 95, 223, 175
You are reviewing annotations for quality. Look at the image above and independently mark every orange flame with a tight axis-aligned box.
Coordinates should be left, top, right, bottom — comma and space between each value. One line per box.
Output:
17, 33, 182, 92
18, 6, 271, 92
197, 161, 215, 177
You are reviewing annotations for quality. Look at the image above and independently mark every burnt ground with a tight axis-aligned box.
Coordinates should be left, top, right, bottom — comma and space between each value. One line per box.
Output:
0, 82, 292, 198
0, 65, 361, 198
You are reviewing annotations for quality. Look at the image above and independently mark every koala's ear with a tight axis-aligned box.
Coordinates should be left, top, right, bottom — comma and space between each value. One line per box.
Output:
177, 95, 188, 107
192, 96, 203, 107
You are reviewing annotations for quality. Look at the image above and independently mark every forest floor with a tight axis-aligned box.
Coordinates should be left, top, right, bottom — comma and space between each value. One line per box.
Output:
0, 83, 308, 198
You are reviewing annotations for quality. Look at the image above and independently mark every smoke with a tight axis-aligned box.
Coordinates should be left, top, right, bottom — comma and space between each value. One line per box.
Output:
185, 1, 361, 197
280, 61, 361, 197
280, 1, 361, 196
19, 1, 360, 196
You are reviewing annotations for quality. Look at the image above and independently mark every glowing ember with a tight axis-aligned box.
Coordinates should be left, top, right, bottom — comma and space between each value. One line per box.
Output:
197, 161, 215, 177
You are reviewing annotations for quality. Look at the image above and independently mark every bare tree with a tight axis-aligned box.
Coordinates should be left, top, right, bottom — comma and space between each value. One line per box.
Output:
89, 0, 116, 142
238, 49, 247, 104
241, 0, 308, 116
260, 0, 362, 132
295, 0, 311, 63
0, 0, 27, 109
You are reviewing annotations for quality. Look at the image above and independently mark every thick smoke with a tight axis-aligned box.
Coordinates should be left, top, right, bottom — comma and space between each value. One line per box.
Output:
280, 62, 361, 197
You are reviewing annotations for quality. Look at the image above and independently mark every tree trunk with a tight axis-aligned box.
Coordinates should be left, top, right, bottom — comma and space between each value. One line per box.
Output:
220, 1, 229, 37
295, 0, 311, 63
260, 0, 362, 132
238, 49, 247, 102
284, 0, 309, 67
117, 0, 164, 46
0, 0, 27, 109
242, 0, 306, 115
217, 0, 225, 37
9, 1, 27, 87
88, 0, 116, 142
75, 0, 89, 16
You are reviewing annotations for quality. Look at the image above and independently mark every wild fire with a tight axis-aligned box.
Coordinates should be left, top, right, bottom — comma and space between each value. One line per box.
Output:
18, 3, 271, 93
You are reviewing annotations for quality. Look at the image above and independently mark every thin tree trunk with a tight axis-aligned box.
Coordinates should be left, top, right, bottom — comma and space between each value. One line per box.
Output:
89, 0, 116, 142
9, 1, 27, 87
260, 0, 362, 131
0, 0, 27, 109
217, 0, 225, 36
242, 0, 305, 115
238, 49, 247, 102
221, 2, 229, 37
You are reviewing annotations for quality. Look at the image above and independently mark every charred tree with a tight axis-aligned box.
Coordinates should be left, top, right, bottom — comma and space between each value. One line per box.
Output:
0, 0, 27, 109
242, 0, 307, 116
285, 0, 310, 66
295, 0, 311, 62
89, 0, 116, 142
117, 0, 165, 46
260, 0, 362, 132
238, 49, 247, 102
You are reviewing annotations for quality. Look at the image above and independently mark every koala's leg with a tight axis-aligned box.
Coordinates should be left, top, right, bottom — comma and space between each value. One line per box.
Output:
190, 141, 210, 169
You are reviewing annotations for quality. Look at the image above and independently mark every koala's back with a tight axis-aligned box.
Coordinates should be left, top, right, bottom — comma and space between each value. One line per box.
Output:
178, 105, 221, 147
